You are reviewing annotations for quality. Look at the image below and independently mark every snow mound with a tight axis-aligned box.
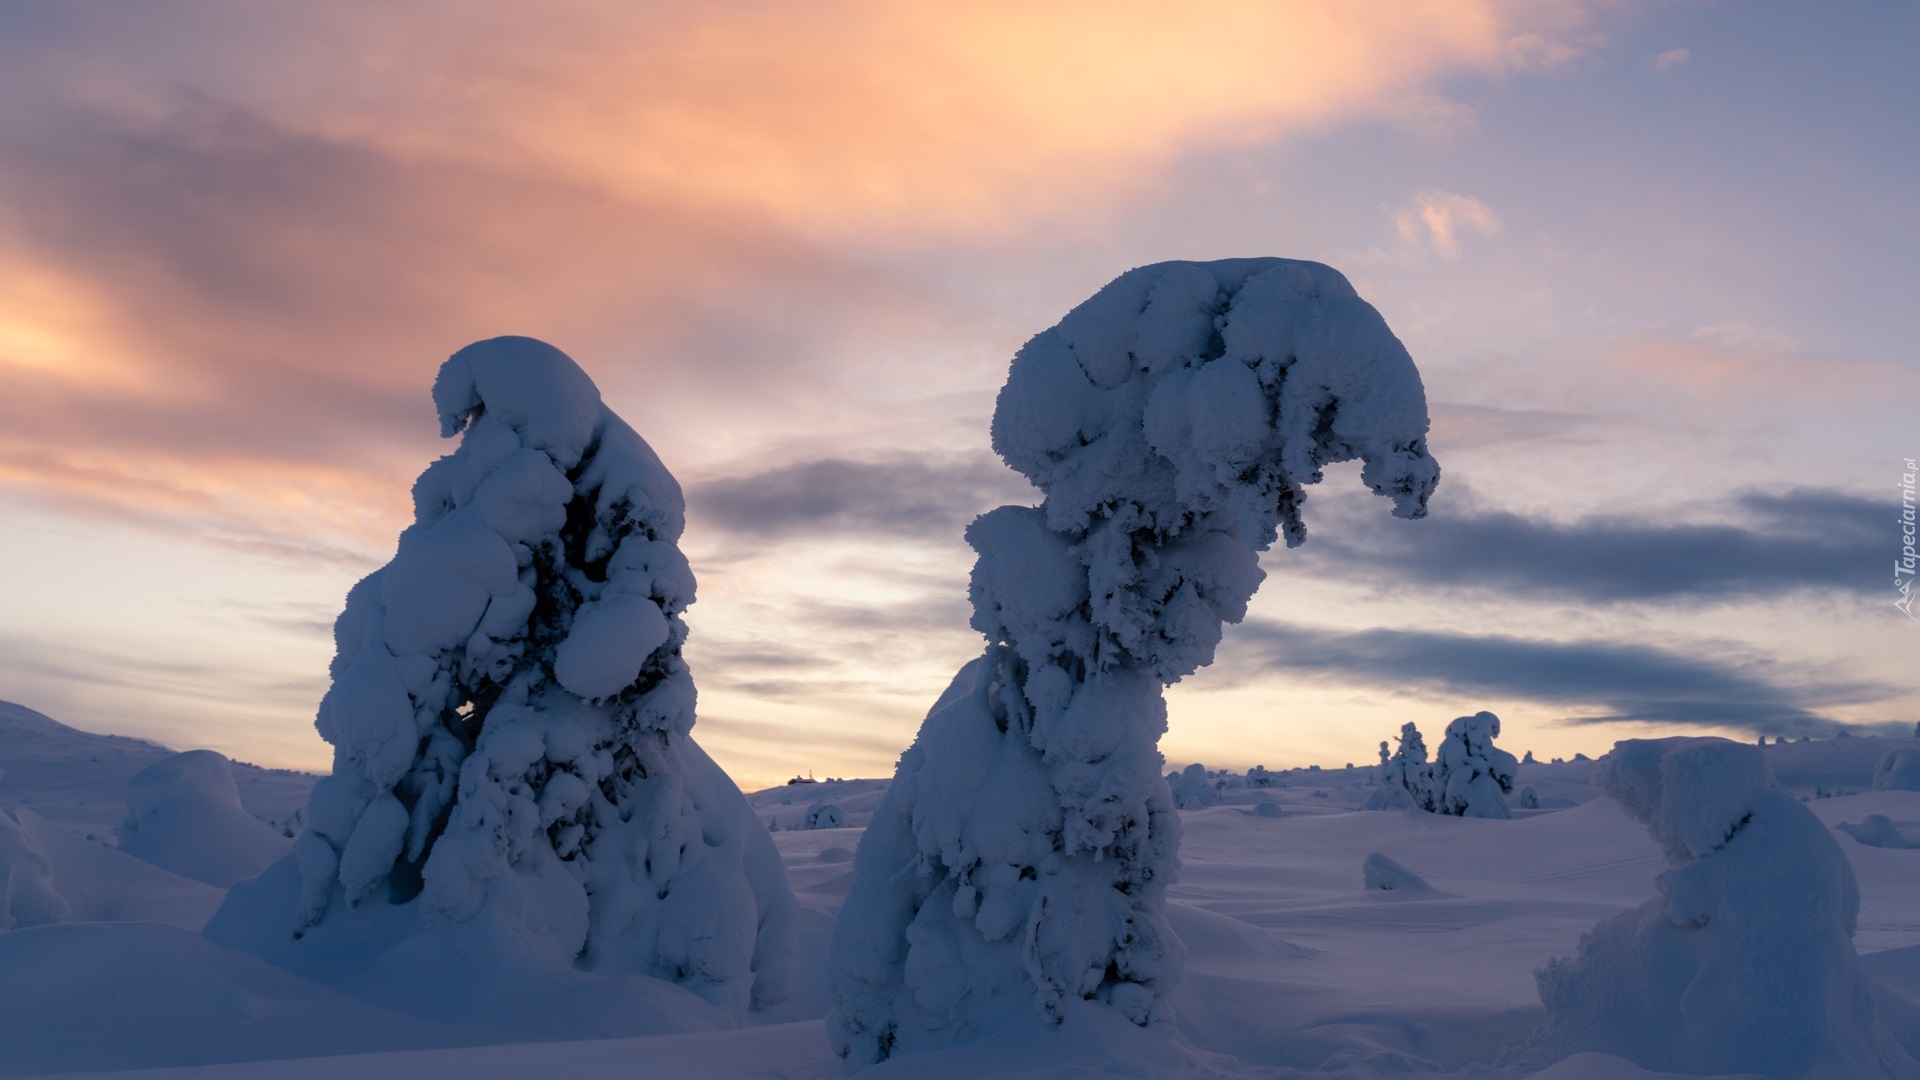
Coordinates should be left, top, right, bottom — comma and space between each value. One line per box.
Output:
1878, 750, 1920, 793
1523, 737, 1920, 1078
1361, 852, 1434, 892
118, 750, 292, 888
218, 336, 795, 1028
1839, 814, 1917, 849
16, 807, 225, 928
0, 807, 68, 931
827, 258, 1439, 1068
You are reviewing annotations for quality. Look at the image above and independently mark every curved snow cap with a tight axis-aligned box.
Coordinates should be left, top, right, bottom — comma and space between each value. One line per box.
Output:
992, 258, 1439, 547
1596, 736, 1776, 864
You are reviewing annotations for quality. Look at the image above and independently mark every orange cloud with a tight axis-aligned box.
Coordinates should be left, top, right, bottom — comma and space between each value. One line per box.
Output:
0, 0, 1606, 552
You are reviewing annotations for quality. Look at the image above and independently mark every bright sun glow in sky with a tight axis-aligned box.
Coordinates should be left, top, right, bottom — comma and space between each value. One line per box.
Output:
0, 1, 1914, 790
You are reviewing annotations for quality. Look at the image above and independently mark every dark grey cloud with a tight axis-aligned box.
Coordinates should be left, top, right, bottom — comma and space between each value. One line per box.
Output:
1228, 619, 1897, 737
689, 455, 1037, 541
1292, 487, 1882, 603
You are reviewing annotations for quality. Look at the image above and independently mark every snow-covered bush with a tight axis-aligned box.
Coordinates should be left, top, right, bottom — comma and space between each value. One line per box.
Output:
1523, 737, 1919, 1078
1429, 711, 1517, 818
804, 804, 845, 829
244, 337, 794, 1016
1874, 749, 1920, 792
826, 259, 1439, 1067
0, 808, 68, 931
1168, 764, 1222, 809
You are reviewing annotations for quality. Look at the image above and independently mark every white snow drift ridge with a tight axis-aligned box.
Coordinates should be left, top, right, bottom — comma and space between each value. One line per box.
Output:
1518, 737, 1920, 1079
826, 258, 1440, 1068
209, 337, 796, 1035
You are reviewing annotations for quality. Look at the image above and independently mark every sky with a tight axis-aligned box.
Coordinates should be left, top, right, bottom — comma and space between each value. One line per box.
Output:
0, 0, 1914, 791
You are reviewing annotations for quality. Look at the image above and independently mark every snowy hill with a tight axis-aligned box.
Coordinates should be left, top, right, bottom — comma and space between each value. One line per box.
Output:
0, 700, 316, 840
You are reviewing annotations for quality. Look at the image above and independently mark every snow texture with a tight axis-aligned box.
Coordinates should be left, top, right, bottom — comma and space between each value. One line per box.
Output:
1877, 750, 1920, 792
826, 259, 1439, 1067
1524, 737, 1920, 1078
118, 750, 292, 888
227, 337, 794, 1019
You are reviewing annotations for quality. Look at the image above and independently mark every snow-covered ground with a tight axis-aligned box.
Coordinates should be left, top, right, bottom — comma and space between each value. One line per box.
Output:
4, 699, 1919, 1078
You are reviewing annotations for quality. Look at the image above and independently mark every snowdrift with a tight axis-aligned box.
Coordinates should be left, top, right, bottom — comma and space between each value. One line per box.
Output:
118, 750, 293, 887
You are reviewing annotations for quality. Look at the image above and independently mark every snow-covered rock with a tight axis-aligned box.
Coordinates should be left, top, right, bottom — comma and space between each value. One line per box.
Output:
826, 258, 1439, 1067
1361, 853, 1433, 892
213, 337, 795, 1025
1877, 750, 1920, 793
117, 750, 292, 888
1523, 737, 1920, 1078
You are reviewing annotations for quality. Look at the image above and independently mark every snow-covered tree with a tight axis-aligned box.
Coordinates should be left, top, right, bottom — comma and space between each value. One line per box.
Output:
1523, 737, 1919, 1078
1429, 711, 1518, 818
277, 337, 794, 1015
1365, 721, 1432, 811
826, 259, 1440, 1066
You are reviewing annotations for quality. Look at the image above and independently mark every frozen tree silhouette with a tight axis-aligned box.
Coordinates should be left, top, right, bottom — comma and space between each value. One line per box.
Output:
826, 259, 1440, 1065
287, 337, 794, 1015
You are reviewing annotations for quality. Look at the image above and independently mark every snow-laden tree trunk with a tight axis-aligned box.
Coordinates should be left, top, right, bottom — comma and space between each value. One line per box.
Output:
826, 259, 1440, 1066
287, 337, 794, 1016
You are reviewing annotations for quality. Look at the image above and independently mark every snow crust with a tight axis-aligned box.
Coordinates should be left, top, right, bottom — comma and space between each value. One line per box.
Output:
826, 259, 1439, 1067
216, 337, 794, 1022
1524, 737, 1920, 1078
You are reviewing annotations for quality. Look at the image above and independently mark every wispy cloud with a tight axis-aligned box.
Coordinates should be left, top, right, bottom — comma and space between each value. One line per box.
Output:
1290, 488, 1886, 603
690, 454, 1035, 541
1392, 189, 1503, 260
1651, 47, 1690, 72
1227, 619, 1894, 737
